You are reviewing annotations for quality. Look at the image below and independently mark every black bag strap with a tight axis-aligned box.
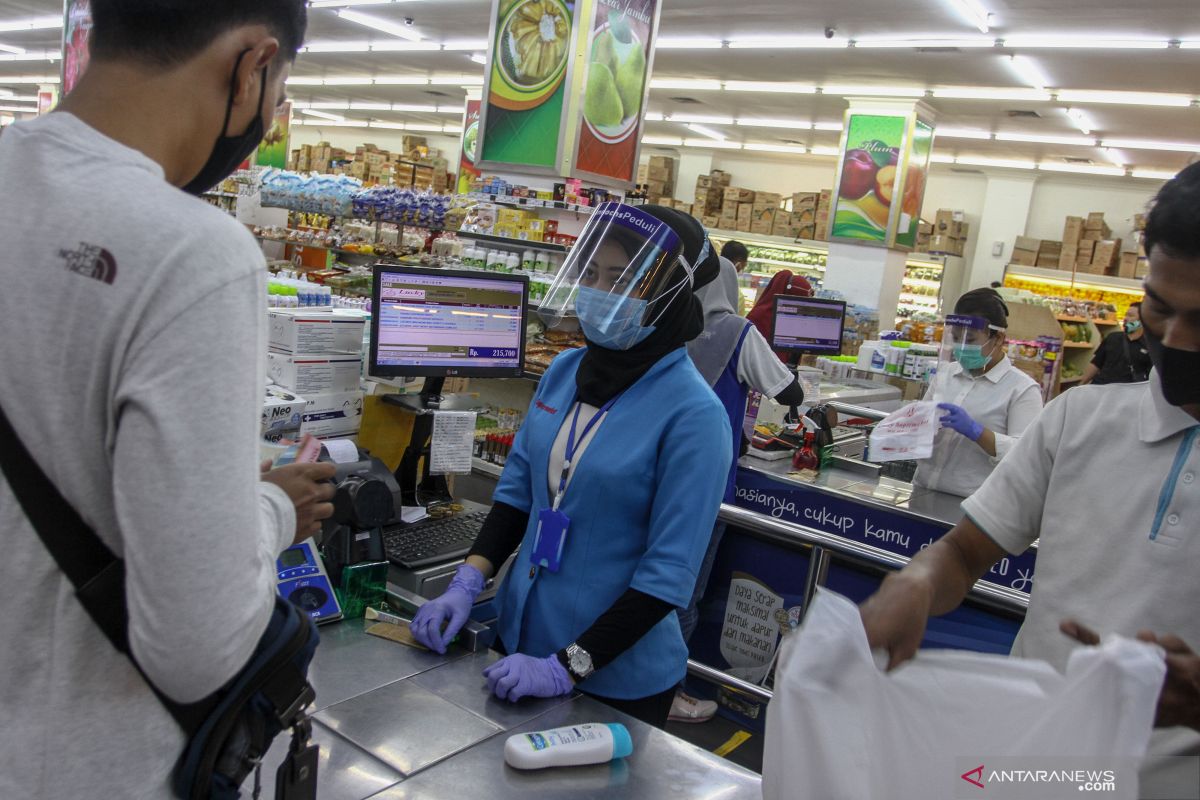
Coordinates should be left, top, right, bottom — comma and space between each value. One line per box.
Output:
0, 400, 210, 734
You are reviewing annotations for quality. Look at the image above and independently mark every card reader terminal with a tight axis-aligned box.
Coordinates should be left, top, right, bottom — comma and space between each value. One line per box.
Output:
277, 539, 342, 624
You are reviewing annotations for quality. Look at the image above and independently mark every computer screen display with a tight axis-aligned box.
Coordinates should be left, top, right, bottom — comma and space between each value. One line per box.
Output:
370, 265, 529, 378
771, 296, 847, 355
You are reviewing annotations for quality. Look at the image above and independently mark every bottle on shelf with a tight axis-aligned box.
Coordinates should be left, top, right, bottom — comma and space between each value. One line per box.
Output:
506, 252, 520, 274
522, 250, 536, 273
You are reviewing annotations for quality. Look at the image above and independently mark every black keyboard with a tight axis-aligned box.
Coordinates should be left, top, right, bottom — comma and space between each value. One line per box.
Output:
382, 510, 489, 570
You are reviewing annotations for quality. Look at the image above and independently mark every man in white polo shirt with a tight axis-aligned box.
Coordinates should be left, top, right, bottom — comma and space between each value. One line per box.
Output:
860, 164, 1200, 799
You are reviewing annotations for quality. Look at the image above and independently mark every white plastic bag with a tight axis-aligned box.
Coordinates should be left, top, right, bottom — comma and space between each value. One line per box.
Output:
762, 590, 1164, 800
868, 400, 939, 462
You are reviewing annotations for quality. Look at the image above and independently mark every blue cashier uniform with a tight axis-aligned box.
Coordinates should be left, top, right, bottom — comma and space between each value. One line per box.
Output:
490, 346, 731, 699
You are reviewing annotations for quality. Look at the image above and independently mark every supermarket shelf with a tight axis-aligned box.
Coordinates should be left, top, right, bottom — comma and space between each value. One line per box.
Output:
1056, 315, 1092, 323
1062, 341, 1096, 349
1057, 315, 1122, 326
748, 256, 826, 271
471, 456, 505, 479
1006, 265, 1145, 295
457, 230, 568, 253
1094, 319, 1122, 326
466, 192, 595, 215
253, 235, 388, 259
903, 278, 941, 289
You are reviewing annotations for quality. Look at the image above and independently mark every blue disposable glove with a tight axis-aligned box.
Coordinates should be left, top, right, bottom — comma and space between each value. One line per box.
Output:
482, 653, 573, 703
937, 403, 984, 441
410, 563, 485, 654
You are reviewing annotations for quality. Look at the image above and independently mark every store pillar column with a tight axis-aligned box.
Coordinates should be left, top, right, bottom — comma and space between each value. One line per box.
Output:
821, 99, 936, 329
674, 151, 714, 203
966, 174, 1038, 290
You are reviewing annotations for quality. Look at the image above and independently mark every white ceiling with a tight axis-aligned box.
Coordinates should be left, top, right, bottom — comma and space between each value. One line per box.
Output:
2, 0, 1199, 173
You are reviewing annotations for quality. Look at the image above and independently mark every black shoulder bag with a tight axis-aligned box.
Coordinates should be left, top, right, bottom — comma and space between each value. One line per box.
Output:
0, 401, 320, 800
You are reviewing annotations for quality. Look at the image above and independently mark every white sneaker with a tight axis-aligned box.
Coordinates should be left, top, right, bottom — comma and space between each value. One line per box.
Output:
669, 691, 717, 723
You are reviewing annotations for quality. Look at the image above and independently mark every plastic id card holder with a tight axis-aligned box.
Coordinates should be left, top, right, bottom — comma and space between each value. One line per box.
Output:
531, 508, 569, 573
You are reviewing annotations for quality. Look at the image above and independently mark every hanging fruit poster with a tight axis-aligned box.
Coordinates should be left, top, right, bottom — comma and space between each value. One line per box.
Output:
572, 0, 661, 185
62, 0, 93, 95
255, 101, 292, 170
457, 99, 483, 194
830, 113, 909, 245
893, 120, 934, 251
479, 0, 575, 170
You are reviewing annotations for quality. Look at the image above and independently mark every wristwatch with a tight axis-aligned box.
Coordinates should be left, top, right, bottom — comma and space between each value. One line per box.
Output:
558, 643, 594, 682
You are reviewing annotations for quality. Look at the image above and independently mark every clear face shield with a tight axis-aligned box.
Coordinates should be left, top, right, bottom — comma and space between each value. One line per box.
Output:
537, 203, 693, 350
932, 314, 1005, 396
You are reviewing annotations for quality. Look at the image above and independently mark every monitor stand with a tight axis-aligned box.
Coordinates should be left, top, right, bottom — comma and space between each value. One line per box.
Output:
382, 377, 453, 509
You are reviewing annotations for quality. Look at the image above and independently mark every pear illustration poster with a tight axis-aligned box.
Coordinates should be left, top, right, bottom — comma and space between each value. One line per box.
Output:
575, 0, 659, 184
480, 0, 575, 170
830, 113, 909, 245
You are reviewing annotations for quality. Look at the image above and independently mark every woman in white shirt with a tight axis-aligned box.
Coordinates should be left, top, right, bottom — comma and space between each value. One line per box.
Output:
914, 288, 1045, 498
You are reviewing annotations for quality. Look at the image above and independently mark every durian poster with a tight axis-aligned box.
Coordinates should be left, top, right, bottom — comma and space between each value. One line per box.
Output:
574, 0, 659, 183
479, 0, 575, 170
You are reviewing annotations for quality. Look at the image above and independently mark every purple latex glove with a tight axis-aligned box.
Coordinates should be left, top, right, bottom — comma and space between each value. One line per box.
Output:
937, 403, 984, 441
482, 653, 573, 703
410, 564, 485, 654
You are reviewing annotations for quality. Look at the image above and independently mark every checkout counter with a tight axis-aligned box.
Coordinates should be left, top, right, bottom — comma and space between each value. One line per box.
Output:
455, 373, 1037, 735
254, 611, 761, 799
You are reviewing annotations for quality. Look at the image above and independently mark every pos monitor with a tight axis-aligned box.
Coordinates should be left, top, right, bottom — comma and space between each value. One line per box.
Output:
369, 265, 529, 380
771, 296, 847, 356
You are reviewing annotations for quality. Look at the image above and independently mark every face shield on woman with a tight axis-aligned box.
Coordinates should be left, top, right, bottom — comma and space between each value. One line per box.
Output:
932, 314, 1005, 395
538, 203, 693, 351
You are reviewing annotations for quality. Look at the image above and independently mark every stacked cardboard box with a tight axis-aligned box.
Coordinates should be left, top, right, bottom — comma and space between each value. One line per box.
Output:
750, 192, 781, 235
923, 210, 969, 255
1011, 235, 1040, 267
694, 170, 730, 222
639, 155, 677, 203
814, 190, 832, 241
266, 309, 366, 437
791, 192, 820, 240
1036, 240, 1062, 268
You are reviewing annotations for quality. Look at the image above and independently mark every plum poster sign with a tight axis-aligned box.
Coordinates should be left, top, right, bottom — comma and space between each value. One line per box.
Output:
571, 0, 662, 186
894, 120, 935, 251
478, 0, 576, 172
61, 0, 92, 95
457, 99, 483, 194
830, 113, 909, 245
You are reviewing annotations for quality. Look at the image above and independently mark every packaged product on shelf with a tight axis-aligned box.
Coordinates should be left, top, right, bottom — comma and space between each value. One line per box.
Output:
268, 309, 366, 357
262, 385, 307, 443
267, 352, 362, 395
299, 390, 365, 439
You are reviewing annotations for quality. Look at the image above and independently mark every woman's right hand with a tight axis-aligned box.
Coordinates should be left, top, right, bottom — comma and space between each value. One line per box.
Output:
410, 563, 487, 654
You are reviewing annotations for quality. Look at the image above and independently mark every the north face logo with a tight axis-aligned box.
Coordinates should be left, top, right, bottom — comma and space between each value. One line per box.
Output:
59, 242, 118, 285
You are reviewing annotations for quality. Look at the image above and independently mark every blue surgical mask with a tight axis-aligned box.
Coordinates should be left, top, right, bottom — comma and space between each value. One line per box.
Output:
575, 286, 655, 351
953, 344, 990, 371
1124, 320, 1142, 335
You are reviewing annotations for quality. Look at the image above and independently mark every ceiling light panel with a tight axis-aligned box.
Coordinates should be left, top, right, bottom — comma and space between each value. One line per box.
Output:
1003, 35, 1168, 49
723, 81, 817, 94
0, 43, 26, 55
1006, 55, 1050, 90
642, 136, 684, 146
440, 39, 488, 50
735, 118, 812, 129
1100, 138, 1200, 153
931, 86, 1051, 101
656, 37, 723, 49
1038, 163, 1126, 176
647, 78, 722, 90
302, 109, 346, 121
955, 156, 1036, 169
686, 124, 727, 141
683, 138, 743, 149
937, 128, 993, 139
853, 36, 994, 48
823, 85, 927, 97
727, 36, 848, 49
947, 0, 993, 33
995, 132, 1097, 146
0, 16, 61, 33
1131, 169, 1178, 180
809, 146, 841, 156
1056, 90, 1193, 107
670, 113, 734, 124
743, 143, 810, 154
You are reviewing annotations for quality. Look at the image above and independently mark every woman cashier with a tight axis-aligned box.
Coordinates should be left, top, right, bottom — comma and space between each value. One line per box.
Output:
913, 288, 1044, 497
411, 204, 731, 728
746, 270, 814, 344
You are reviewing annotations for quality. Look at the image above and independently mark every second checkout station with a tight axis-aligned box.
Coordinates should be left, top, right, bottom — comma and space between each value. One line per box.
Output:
268, 264, 1034, 799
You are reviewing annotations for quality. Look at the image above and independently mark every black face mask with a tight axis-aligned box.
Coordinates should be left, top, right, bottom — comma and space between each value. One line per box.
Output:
183, 51, 267, 196
1143, 325, 1200, 407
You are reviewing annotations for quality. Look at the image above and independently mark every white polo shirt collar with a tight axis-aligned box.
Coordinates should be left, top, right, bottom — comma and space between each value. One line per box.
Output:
1139, 370, 1200, 443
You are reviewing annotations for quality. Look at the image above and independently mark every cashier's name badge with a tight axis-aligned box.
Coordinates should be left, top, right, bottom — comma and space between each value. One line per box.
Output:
532, 508, 569, 573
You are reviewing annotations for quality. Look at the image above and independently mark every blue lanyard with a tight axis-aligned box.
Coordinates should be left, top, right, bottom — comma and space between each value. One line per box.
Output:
554, 394, 620, 507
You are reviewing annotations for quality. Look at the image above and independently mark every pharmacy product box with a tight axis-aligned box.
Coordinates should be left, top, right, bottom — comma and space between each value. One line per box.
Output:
269, 309, 366, 357
262, 385, 306, 443
300, 390, 365, 438
267, 352, 362, 395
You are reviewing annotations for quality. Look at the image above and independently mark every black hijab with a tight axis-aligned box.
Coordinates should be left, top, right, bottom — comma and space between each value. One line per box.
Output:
575, 206, 720, 406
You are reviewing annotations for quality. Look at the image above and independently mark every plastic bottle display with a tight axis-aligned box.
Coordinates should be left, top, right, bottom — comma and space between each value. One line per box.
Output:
503, 723, 633, 771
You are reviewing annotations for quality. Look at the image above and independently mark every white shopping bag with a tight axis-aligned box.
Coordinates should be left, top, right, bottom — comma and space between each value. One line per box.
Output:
762, 590, 1164, 800
868, 400, 940, 463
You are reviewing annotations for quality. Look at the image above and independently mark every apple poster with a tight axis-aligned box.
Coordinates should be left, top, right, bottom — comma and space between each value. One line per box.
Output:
831, 114, 909, 244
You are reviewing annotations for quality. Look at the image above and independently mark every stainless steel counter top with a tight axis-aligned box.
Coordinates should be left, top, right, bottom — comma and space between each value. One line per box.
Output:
255, 619, 761, 799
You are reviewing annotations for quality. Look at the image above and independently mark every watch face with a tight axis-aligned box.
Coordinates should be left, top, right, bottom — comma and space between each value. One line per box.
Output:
569, 647, 593, 676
